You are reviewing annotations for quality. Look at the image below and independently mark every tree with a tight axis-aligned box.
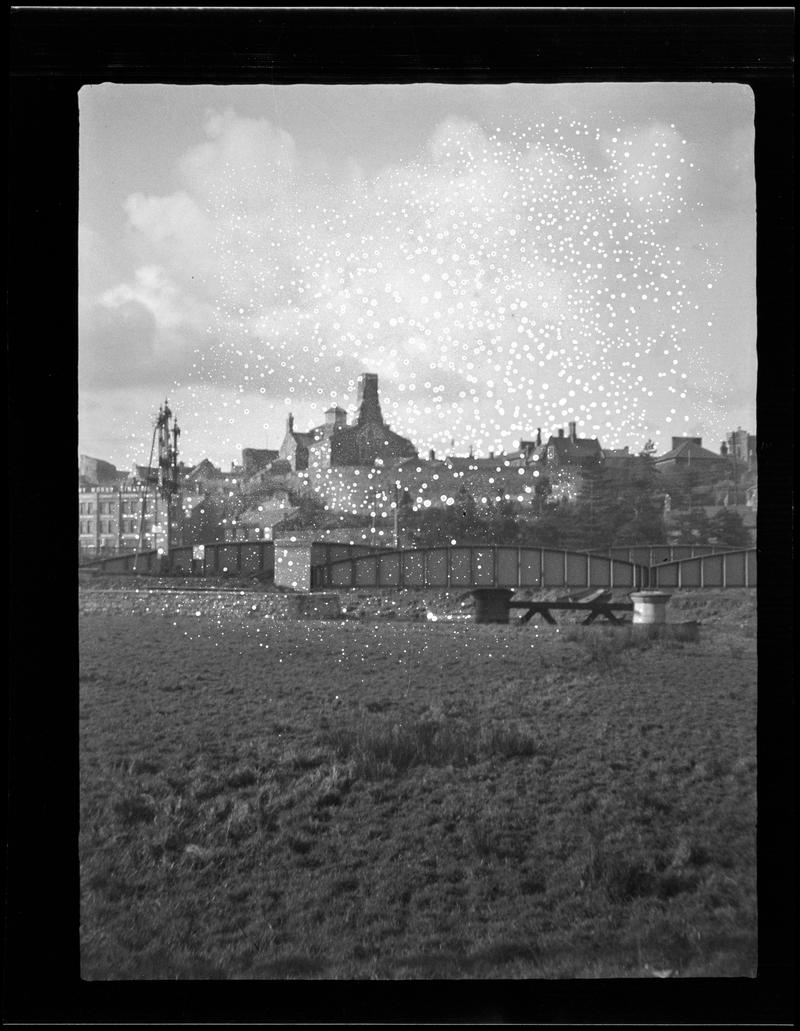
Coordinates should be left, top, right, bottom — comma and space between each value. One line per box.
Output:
671, 508, 712, 545
612, 506, 666, 546
659, 467, 690, 509
273, 491, 326, 533
708, 508, 752, 548
576, 462, 620, 548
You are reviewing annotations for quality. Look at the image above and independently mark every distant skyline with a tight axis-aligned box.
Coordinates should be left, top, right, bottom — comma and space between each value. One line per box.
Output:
79, 83, 756, 470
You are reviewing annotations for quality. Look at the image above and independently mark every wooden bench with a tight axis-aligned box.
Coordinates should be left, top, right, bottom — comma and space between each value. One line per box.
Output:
509, 588, 633, 626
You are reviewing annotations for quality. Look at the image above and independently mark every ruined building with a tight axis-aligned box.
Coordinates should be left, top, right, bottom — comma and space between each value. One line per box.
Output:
279, 373, 418, 471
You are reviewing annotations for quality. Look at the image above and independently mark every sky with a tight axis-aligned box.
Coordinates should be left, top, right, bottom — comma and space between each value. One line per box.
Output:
79, 83, 756, 470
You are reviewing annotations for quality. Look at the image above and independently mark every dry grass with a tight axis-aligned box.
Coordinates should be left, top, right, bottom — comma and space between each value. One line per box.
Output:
80, 588, 756, 979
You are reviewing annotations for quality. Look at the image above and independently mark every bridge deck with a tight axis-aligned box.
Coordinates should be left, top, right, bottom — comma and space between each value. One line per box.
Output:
81, 542, 756, 590
311, 545, 649, 591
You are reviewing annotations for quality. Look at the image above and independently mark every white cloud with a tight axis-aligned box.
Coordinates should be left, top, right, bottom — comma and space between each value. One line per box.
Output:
80, 99, 755, 463
179, 108, 297, 199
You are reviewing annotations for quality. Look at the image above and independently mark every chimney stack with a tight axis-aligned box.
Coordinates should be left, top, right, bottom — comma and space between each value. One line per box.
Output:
558, 428, 564, 439
536, 427, 541, 446
428, 449, 436, 461
325, 406, 347, 430
356, 373, 383, 427
568, 421, 577, 442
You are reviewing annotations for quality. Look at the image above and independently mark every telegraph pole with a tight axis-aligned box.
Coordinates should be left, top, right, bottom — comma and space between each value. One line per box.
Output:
393, 482, 400, 549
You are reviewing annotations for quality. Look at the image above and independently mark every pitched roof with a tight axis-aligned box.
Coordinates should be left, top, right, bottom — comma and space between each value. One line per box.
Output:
547, 435, 603, 460
187, 458, 221, 479
655, 441, 724, 463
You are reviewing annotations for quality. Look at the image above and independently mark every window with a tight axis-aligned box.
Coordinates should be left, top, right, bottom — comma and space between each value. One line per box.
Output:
87, 503, 95, 514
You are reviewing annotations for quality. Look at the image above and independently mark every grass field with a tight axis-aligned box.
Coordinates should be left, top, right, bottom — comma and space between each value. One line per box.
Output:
79, 587, 756, 979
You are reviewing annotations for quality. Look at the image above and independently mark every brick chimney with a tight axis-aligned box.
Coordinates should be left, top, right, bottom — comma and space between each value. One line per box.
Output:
429, 449, 436, 461
568, 421, 577, 442
558, 428, 564, 438
356, 373, 383, 427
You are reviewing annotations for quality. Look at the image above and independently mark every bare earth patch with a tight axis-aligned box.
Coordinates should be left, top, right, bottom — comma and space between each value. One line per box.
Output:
80, 588, 756, 979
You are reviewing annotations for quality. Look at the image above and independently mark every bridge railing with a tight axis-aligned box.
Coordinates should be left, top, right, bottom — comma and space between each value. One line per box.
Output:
79, 540, 388, 578
81, 541, 757, 590
78, 542, 274, 576
312, 546, 650, 592
648, 549, 757, 588
586, 544, 742, 566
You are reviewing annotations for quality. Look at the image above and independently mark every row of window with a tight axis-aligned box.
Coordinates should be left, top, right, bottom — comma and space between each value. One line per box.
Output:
79, 500, 152, 515
79, 519, 155, 535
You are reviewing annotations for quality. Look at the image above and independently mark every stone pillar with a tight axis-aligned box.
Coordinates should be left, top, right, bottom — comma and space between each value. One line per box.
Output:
472, 588, 514, 624
630, 591, 671, 624
274, 539, 314, 591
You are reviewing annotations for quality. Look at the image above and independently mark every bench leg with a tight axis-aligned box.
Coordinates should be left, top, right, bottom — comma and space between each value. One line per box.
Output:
540, 609, 557, 626
582, 611, 599, 625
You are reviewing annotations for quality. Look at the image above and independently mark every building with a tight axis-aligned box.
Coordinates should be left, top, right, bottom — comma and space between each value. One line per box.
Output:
540, 421, 604, 470
184, 458, 243, 491
280, 373, 418, 472
519, 430, 543, 465
653, 437, 730, 476
79, 454, 208, 559
278, 415, 320, 472
239, 487, 297, 540
242, 447, 280, 477
79, 454, 123, 485
78, 484, 174, 558
602, 447, 656, 485
725, 427, 757, 469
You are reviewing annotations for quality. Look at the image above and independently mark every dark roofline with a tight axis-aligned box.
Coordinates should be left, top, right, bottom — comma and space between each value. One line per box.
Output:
655, 441, 725, 462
